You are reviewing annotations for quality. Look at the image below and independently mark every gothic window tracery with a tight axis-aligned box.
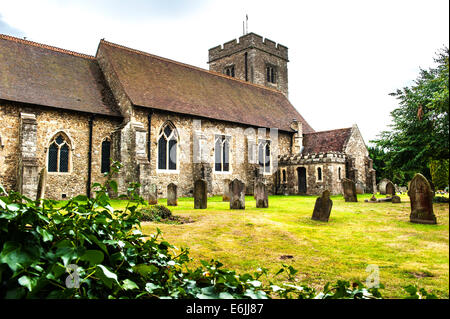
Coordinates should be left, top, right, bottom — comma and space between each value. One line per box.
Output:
258, 139, 271, 173
214, 135, 230, 172
157, 122, 178, 171
47, 133, 71, 173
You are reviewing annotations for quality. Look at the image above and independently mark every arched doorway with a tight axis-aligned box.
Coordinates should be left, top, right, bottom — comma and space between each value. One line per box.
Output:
297, 167, 307, 194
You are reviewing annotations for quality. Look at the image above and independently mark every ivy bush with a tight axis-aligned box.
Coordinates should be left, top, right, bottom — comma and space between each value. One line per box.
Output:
0, 162, 436, 299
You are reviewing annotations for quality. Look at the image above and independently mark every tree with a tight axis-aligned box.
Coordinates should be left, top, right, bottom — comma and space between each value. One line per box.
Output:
429, 159, 449, 190
372, 47, 449, 183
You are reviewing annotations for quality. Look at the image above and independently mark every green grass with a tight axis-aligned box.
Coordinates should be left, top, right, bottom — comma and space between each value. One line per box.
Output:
135, 193, 449, 299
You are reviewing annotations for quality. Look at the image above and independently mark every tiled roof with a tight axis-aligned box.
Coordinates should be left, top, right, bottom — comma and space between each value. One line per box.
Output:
0, 34, 120, 117
98, 40, 315, 133
302, 127, 352, 154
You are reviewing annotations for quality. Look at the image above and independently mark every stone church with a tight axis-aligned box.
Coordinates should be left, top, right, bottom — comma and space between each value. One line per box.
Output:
0, 32, 376, 200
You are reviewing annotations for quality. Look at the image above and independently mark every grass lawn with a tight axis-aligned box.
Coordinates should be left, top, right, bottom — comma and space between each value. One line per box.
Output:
133, 194, 449, 299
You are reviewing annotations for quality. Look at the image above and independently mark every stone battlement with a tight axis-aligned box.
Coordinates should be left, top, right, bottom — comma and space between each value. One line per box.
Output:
278, 151, 346, 165
208, 32, 288, 63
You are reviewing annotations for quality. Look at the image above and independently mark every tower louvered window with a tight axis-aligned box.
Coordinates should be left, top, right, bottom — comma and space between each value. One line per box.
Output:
214, 135, 230, 172
266, 65, 276, 83
47, 133, 71, 173
224, 66, 235, 77
101, 139, 111, 173
158, 122, 178, 171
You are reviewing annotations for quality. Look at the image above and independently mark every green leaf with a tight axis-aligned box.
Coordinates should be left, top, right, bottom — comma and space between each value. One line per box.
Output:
18, 275, 37, 292
80, 250, 104, 266
36, 226, 53, 242
0, 242, 36, 272
122, 279, 139, 291
96, 265, 119, 289
145, 282, 161, 293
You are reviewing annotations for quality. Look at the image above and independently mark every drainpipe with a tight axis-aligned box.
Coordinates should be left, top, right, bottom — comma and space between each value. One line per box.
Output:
87, 115, 94, 198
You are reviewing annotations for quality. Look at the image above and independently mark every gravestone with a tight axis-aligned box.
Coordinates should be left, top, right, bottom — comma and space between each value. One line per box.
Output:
312, 190, 333, 222
370, 194, 377, 202
167, 183, 177, 206
341, 178, 357, 202
385, 181, 395, 196
255, 181, 268, 208
408, 173, 437, 224
230, 179, 245, 209
222, 179, 231, 202
391, 195, 401, 203
148, 183, 158, 205
35, 168, 47, 205
194, 179, 207, 209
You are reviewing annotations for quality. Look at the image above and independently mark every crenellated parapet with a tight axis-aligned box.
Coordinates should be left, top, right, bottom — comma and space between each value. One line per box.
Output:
278, 151, 346, 165
208, 32, 289, 63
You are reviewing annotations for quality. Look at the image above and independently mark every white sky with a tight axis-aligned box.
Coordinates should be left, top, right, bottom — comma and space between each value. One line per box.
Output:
1, 0, 449, 145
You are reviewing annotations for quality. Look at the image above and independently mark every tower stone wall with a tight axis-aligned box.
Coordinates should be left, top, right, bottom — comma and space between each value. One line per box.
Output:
208, 33, 289, 96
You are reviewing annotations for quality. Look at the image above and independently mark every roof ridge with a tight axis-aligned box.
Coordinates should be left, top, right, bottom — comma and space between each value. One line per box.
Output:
99, 39, 284, 95
304, 127, 352, 135
0, 34, 95, 60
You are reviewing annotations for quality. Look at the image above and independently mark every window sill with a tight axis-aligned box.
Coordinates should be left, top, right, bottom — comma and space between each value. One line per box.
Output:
156, 169, 180, 174
214, 170, 232, 175
47, 171, 71, 175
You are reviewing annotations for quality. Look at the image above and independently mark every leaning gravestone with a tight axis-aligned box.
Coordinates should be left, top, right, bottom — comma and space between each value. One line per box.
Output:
194, 179, 207, 209
255, 181, 268, 208
312, 190, 333, 222
342, 178, 357, 202
408, 173, 437, 224
148, 183, 158, 205
36, 168, 47, 205
385, 181, 395, 196
230, 179, 245, 209
222, 179, 231, 202
167, 183, 178, 206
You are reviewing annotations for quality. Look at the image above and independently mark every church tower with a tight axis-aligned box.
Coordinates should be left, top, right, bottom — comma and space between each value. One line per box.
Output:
208, 32, 289, 97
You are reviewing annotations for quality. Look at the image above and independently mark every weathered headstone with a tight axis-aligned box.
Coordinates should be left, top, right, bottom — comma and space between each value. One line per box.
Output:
167, 183, 177, 206
391, 195, 401, 203
355, 183, 364, 195
148, 183, 158, 205
255, 181, 268, 208
385, 181, 395, 196
194, 179, 207, 209
35, 168, 47, 205
342, 178, 357, 202
312, 190, 333, 222
408, 173, 437, 224
222, 179, 231, 202
230, 179, 245, 209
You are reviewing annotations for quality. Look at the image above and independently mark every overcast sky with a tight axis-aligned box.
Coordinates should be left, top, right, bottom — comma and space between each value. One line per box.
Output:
1, 0, 449, 145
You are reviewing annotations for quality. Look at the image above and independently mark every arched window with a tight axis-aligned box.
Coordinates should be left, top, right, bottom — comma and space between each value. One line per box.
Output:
338, 167, 342, 180
101, 138, 111, 174
317, 167, 322, 181
282, 169, 287, 183
214, 135, 230, 172
158, 122, 178, 171
258, 139, 271, 173
48, 133, 71, 173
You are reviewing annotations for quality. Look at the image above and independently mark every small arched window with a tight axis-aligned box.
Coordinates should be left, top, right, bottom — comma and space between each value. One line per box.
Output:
48, 133, 71, 173
101, 138, 111, 174
282, 169, 287, 183
158, 122, 178, 171
338, 167, 342, 180
317, 167, 322, 181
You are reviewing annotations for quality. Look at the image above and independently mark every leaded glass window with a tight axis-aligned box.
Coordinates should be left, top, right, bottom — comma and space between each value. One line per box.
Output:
214, 135, 230, 172
258, 139, 271, 173
158, 122, 178, 171
47, 133, 71, 173
101, 139, 111, 174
